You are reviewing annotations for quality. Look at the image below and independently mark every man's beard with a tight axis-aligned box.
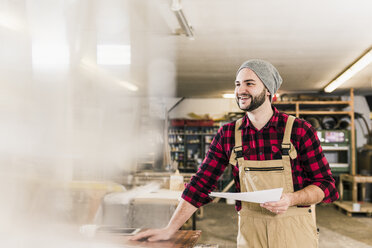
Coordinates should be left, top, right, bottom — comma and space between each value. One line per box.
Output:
236, 88, 267, 112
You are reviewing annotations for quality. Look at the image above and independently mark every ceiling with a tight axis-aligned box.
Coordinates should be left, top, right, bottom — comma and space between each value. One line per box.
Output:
164, 0, 372, 98
1, 0, 372, 99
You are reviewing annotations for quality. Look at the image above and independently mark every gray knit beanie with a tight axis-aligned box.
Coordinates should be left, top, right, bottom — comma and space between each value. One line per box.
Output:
236, 59, 282, 100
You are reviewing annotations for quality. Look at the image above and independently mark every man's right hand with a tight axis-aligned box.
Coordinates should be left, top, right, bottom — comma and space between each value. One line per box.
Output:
130, 199, 197, 242
129, 227, 177, 242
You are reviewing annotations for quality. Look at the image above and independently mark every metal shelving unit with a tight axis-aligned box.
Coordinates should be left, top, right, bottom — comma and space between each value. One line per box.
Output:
169, 125, 219, 173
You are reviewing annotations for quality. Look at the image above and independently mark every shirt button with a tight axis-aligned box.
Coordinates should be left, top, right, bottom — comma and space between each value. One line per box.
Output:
258, 152, 263, 155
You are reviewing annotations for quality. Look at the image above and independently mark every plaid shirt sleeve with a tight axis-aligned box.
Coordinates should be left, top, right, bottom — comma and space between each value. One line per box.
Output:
298, 121, 339, 203
182, 126, 230, 208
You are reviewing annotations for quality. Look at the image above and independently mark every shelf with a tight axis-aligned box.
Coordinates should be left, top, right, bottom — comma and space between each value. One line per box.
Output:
329, 163, 349, 168
171, 151, 185, 152
322, 146, 349, 151
274, 100, 350, 105
169, 130, 217, 136
298, 111, 351, 115
185, 133, 217, 135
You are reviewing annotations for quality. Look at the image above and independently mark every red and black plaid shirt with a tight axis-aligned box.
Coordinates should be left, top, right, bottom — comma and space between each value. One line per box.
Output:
182, 107, 339, 211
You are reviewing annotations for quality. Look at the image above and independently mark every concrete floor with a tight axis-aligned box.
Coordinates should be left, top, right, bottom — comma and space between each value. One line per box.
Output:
195, 203, 372, 248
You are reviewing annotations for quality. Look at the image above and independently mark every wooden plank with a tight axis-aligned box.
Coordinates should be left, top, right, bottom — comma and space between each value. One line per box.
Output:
295, 103, 300, 117
340, 174, 372, 183
95, 230, 202, 248
350, 88, 356, 176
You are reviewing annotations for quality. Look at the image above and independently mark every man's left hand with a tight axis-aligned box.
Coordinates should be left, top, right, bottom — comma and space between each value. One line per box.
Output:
260, 193, 293, 214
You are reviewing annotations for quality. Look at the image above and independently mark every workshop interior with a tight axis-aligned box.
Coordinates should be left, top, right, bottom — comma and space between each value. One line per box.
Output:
0, 0, 372, 248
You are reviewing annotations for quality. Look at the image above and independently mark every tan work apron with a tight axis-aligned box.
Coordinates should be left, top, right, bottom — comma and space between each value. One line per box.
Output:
229, 115, 318, 248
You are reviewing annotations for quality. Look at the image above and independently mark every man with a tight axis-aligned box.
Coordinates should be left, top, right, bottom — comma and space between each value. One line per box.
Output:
132, 59, 339, 247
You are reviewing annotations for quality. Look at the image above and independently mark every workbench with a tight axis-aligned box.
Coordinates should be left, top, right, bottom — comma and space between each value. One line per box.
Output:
338, 174, 372, 202
95, 230, 202, 248
334, 173, 372, 216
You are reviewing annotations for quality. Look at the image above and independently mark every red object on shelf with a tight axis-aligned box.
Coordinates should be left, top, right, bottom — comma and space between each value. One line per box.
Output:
171, 119, 214, 127
185, 120, 199, 126
198, 120, 214, 126
171, 119, 185, 126
186, 119, 214, 127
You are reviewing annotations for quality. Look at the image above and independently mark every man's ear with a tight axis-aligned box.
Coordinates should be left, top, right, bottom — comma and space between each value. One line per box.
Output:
266, 89, 272, 102
266, 89, 271, 97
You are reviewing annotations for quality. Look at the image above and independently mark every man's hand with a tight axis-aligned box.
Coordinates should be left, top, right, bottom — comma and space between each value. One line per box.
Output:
130, 227, 176, 242
130, 199, 197, 242
260, 185, 325, 214
260, 193, 293, 214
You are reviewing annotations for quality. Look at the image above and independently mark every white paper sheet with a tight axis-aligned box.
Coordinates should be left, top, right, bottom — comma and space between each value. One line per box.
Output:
209, 188, 283, 203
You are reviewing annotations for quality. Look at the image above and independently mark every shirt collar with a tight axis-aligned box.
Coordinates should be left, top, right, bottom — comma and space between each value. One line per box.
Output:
239, 106, 280, 131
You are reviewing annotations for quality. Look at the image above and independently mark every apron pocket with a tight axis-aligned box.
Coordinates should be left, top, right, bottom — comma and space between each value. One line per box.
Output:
242, 166, 286, 191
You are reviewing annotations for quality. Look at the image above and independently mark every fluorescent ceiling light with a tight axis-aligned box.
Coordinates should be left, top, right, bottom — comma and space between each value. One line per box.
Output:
173, 9, 194, 39
324, 48, 372, 93
223, 93, 235, 99
32, 42, 70, 68
97, 45, 131, 65
171, 0, 194, 39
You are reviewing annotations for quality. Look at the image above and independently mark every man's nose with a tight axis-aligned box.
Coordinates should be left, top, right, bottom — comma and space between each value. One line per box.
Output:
237, 86, 249, 95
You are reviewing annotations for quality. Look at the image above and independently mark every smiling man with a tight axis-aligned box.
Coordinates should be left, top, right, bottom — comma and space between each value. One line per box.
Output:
131, 59, 339, 248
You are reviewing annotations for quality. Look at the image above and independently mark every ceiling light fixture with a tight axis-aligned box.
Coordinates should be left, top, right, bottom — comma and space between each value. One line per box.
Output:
222, 93, 235, 99
171, 0, 194, 39
324, 48, 372, 93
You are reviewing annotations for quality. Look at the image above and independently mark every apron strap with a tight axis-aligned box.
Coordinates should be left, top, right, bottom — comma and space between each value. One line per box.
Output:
281, 115, 297, 159
229, 117, 244, 165
235, 117, 243, 148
